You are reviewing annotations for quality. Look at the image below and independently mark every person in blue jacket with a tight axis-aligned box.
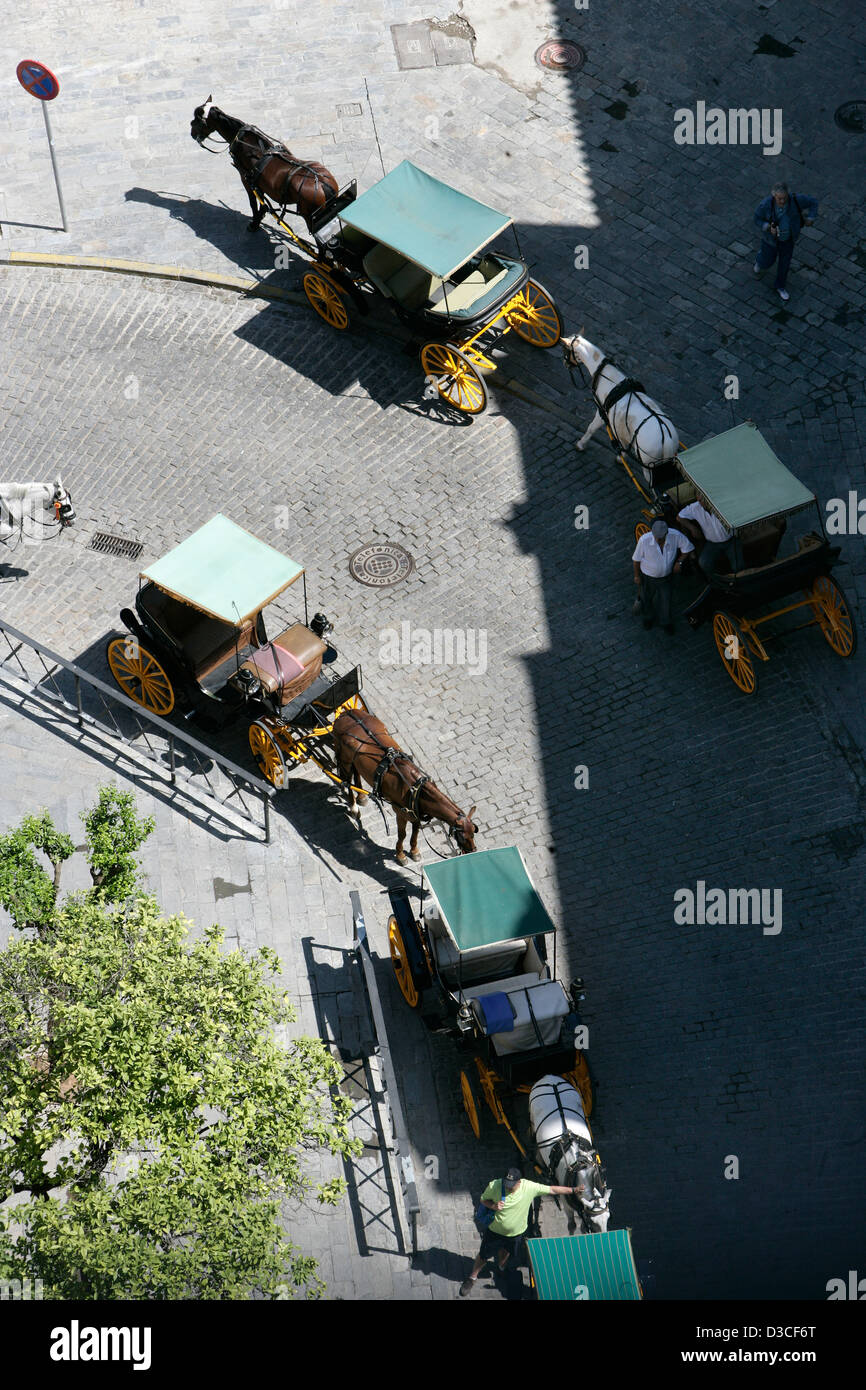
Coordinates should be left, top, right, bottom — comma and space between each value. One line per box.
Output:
753, 183, 818, 302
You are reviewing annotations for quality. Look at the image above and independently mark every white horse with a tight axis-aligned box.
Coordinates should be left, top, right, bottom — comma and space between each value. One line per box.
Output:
562, 332, 680, 470
529, 1073, 611, 1234
0, 477, 75, 547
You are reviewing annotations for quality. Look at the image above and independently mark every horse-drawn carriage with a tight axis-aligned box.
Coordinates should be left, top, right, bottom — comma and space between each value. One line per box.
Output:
105, 514, 366, 787
387, 846, 611, 1233
105, 516, 478, 856
633, 423, 856, 693
190, 103, 562, 414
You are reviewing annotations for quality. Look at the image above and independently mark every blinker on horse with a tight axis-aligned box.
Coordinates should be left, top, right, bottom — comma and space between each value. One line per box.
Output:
190, 96, 338, 231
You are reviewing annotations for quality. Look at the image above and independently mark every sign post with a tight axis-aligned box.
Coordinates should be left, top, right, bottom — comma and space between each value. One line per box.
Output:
15, 60, 67, 232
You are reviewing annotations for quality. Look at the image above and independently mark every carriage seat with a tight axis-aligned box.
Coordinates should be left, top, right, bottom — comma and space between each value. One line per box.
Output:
739, 519, 786, 569
362, 243, 444, 310
239, 623, 326, 705
467, 978, 571, 1057
428, 257, 509, 315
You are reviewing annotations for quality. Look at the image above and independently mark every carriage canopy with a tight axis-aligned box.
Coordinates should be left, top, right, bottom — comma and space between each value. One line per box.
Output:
423, 846, 556, 952
527, 1231, 642, 1300
140, 514, 304, 625
676, 422, 815, 532
340, 160, 513, 279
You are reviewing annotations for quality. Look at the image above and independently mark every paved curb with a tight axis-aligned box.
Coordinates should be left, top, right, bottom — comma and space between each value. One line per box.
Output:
0, 250, 578, 428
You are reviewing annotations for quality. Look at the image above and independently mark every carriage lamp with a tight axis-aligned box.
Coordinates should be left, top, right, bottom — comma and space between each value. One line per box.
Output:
232, 667, 262, 700
569, 977, 586, 1005
310, 612, 333, 637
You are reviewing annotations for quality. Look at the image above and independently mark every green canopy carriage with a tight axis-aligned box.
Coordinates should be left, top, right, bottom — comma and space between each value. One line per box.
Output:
526, 1230, 644, 1300
260, 159, 563, 414
634, 423, 856, 692
386, 846, 593, 1154
106, 514, 367, 785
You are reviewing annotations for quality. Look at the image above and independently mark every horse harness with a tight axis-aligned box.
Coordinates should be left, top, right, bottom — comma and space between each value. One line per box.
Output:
341, 711, 432, 823
229, 124, 329, 206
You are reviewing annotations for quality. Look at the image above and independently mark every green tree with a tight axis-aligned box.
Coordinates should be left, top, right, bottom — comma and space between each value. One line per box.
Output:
0, 812, 74, 934
0, 895, 359, 1298
81, 787, 155, 902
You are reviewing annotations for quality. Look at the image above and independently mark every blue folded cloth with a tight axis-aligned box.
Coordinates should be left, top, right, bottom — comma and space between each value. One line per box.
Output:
478, 992, 514, 1034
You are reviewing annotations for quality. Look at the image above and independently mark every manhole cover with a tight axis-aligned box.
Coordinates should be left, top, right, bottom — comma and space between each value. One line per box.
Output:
88, 532, 143, 560
535, 40, 586, 72
835, 101, 866, 133
349, 542, 414, 587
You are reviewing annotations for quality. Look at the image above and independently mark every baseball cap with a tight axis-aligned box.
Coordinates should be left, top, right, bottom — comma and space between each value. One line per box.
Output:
504, 1167, 522, 1189
651, 519, 668, 539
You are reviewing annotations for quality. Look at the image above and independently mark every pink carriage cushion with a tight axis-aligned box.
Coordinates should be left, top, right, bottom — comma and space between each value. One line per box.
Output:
247, 642, 305, 691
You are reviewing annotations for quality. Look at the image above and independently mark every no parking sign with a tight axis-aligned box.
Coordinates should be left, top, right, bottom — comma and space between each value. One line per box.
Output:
15, 58, 67, 230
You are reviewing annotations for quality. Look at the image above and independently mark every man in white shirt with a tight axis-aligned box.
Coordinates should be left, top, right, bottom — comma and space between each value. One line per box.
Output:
677, 500, 734, 576
632, 518, 694, 633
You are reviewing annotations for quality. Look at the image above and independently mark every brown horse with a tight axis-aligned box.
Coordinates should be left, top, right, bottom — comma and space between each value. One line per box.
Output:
331, 709, 477, 865
190, 97, 339, 231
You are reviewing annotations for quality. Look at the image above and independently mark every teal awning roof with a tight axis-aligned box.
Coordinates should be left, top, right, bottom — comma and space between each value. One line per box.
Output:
341, 160, 512, 278
676, 423, 815, 531
527, 1231, 643, 1301
141, 515, 304, 625
423, 847, 556, 951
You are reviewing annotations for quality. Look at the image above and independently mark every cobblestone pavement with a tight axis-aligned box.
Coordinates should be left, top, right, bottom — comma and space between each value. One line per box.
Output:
2, 0, 865, 1302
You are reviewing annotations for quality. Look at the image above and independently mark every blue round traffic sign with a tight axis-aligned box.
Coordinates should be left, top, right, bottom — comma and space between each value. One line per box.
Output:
16, 59, 60, 101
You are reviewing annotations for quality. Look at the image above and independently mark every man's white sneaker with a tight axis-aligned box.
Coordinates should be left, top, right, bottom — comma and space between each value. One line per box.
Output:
777, 288, 790, 302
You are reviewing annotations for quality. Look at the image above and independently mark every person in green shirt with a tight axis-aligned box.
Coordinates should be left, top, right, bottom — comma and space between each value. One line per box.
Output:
459, 1166, 580, 1296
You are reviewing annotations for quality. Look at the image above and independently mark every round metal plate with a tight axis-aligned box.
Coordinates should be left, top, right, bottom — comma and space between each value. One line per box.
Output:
349, 542, 414, 587
535, 40, 586, 72
834, 101, 866, 132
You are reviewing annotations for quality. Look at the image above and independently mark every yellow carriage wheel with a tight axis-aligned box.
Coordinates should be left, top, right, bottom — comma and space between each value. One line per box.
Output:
507, 278, 563, 348
249, 721, 289, 789
106, 637, 175, 716
388, 914, 420, 1008
811, 576, 857, 657
420, 342, 487, 415
460, 1069, 482, 1139
712, 612, 757, 695
303, 271, 351, 330
634, 520, 650, 543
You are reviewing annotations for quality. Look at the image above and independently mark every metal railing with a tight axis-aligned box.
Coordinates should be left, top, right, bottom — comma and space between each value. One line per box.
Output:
0, 617, 275, 841
351, 890, 421, 1255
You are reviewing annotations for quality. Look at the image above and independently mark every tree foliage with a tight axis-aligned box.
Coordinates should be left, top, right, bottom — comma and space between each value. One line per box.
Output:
0, 811, 74, 932
0, 793, 361, 1298
81, 787, 155, 902
0, 897, 359, 1298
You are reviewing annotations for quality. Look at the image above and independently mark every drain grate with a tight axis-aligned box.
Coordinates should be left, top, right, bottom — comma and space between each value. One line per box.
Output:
88, 532, 144, 560
835, 101, 866, 133
349, 542, 414, 588
535, 40, 586, 72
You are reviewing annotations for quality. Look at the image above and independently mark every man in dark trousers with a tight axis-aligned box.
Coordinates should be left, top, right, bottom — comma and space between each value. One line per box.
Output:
753, 182, 818, 302
632, 518, 693, 634
460, 1166, 578, 1296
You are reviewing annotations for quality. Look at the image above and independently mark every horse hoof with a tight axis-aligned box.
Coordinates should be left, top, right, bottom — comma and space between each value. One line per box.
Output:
357, 793, 368, 805
575, 441, 586, 452
410, 851, 422, 863
396, 852, 407, 866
